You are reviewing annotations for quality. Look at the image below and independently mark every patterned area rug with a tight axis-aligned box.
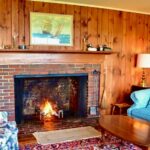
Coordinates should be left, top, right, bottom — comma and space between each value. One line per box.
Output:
18, 118, 142, 150
19, 131, 142, 150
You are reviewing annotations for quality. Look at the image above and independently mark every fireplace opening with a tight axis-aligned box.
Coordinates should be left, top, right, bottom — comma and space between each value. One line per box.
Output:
14, 73, 88, 124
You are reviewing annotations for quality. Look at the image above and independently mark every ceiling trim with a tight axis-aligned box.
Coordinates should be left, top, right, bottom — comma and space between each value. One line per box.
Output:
31, 0, 150, 15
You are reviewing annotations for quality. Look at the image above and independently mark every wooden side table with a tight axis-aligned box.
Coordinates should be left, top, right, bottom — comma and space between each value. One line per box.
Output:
111, 85, 150, 115
111, 103, 131, 115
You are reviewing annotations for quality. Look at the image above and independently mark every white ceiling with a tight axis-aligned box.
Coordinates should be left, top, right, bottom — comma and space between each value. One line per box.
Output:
31, 0, 150, 15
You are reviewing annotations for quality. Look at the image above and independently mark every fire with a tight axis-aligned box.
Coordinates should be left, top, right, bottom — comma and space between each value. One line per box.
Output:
40, 99, 57, 118
39, 99, 64, 121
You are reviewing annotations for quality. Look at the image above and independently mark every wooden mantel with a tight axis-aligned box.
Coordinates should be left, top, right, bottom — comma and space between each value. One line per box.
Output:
0, 49, 116, 65
0, 49, 114, 54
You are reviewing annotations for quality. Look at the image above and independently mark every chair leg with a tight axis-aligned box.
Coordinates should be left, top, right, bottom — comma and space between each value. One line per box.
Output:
119, 108, 122, 114
112, 105, 116, 115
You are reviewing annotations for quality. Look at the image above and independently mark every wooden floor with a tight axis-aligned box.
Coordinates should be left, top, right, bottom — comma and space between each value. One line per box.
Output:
19, 135, 36, 147
18, 117, 99, 147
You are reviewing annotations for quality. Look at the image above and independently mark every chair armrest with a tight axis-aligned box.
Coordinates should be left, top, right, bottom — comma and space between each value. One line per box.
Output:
127, 104, 144, 116
0, 121, 18, 150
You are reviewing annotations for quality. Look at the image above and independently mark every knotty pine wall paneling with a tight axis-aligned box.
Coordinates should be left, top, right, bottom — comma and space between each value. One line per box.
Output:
65, 5, 74, 51
24, 0, 33, 46
80, 7, 88, 51
147, 16, 150, 86
1, 0, 150, 112
87, 7, 98, 48
124, 13, 136, 98
18, 0, 25, 45
12, 0, 19, 46
0, 0, 12, 46
74, 6, 81, 51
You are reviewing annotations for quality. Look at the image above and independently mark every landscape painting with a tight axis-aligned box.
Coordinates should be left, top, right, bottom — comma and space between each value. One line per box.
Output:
30, 12, 73, 46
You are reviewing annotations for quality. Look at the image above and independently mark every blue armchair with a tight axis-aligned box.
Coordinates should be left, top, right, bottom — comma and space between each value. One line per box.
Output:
0, 112, 19, 150
127, 89, 150, 121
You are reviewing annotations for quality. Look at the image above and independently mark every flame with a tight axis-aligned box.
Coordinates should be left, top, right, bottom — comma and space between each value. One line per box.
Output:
40, 99, 57, 117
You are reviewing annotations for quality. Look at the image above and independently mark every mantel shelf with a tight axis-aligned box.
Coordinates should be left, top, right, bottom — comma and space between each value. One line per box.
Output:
0, 49, 116, 65
0, 49, 117, 54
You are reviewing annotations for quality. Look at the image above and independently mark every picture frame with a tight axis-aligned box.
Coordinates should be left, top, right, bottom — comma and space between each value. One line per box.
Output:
30, 12, 73, 46
89, 106, 98, 115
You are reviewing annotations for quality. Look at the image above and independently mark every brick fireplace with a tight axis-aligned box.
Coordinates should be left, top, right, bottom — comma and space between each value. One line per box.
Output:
0, 52, 103, 122
14, 73, 88, 123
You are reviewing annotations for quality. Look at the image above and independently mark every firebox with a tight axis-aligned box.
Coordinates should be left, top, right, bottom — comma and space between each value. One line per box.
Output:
14, 73, 88, 124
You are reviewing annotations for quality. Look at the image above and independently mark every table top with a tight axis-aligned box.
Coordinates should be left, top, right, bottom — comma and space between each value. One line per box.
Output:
112, 103, 131, 108
99, 115, 150, 148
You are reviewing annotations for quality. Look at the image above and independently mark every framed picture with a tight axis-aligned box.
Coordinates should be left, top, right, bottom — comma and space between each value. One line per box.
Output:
30, 12, 73, 46
89, 106, 98, 115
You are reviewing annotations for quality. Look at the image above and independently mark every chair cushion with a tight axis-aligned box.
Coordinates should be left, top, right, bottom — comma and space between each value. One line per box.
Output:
0, 111, 19, 150
0, 112, 8, 123
131, 108, 150, 121
131, 89, 150, 108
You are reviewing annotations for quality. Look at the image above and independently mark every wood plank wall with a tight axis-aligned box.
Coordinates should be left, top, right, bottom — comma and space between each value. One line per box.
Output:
1, 0, 150, 112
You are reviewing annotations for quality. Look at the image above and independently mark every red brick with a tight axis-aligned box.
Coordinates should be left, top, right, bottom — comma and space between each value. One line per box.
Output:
0, 65, 9, 68
9, 65, 22, 69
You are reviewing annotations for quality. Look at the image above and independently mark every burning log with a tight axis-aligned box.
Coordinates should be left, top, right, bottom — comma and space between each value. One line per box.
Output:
39, 99, 63, 122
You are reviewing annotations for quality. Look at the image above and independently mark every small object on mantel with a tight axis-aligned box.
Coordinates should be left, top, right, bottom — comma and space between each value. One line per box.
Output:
4, 45, 11, 49
88, 47, 97, 51
103, 47, 112, 51
18, 45, 27, 50
97, 44, 112, 51
97, 45, 104, 51
87, 43, 97, 51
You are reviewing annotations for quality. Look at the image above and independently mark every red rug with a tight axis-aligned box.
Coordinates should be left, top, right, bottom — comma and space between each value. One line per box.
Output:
18, 118, 142, 150
19, 131, 142, 150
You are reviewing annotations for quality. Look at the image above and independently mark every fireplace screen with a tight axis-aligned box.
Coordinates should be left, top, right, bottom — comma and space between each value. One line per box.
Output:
14, 74, 88, 124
